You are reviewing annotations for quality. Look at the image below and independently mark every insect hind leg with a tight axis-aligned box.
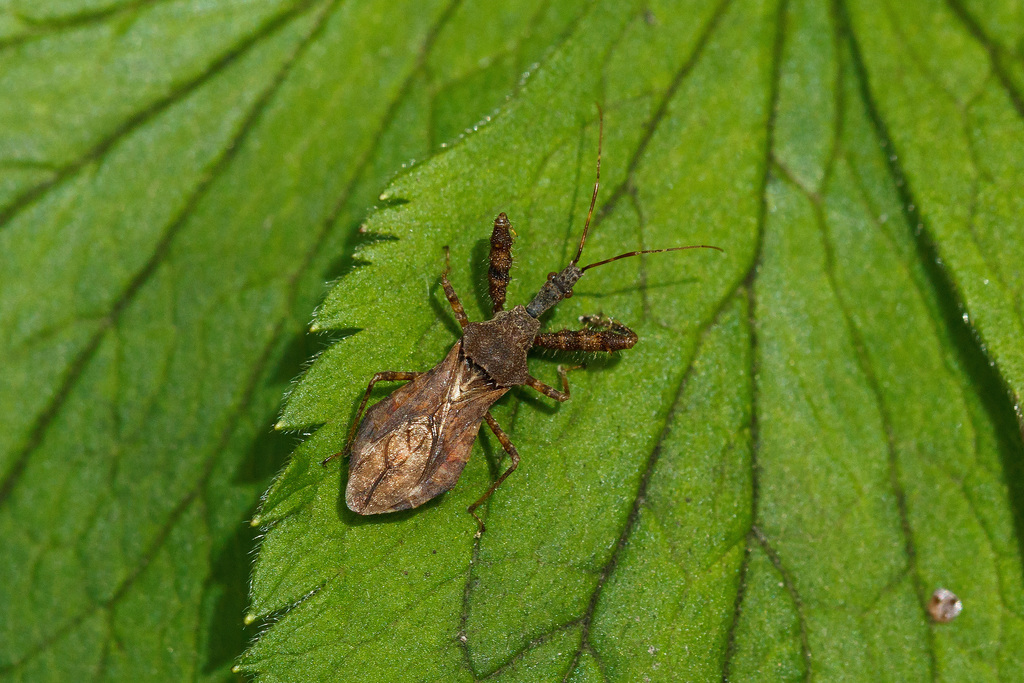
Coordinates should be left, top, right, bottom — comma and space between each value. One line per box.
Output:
468, 412, 520, 536
321, 371, 421, 466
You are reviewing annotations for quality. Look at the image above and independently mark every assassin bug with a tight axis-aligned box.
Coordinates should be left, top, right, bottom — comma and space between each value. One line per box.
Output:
323, 113, 721, 533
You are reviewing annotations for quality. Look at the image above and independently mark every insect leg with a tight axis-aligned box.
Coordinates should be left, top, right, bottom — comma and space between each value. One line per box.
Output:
467, 412, 520, 536
488, 213, 514, 314
580, 313, 633, 333
523, 365, 579, 402
533, 315, 637, 352
320, 371, 421, 466
441, 246, 470, 328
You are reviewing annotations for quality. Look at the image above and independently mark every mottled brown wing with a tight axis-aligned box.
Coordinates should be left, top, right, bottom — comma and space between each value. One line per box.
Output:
346, 342, 508, 515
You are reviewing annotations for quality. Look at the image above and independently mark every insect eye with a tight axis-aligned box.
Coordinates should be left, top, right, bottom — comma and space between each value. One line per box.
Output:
564, 291, 573, 298
547, 272, 556, 281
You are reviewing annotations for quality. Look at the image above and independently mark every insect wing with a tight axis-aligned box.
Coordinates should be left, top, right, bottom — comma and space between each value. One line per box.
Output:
346, 343, 506, 514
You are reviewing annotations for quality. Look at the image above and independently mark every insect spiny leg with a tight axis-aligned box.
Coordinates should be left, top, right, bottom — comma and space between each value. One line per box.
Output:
468, 412, 520, 536
321, 371, 421, 466
441, 246, 471, 328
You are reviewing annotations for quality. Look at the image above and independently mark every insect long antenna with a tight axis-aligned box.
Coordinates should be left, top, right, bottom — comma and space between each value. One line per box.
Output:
525, 109, 721, 321
581, 244, 723, 272
570, 105, 603, 266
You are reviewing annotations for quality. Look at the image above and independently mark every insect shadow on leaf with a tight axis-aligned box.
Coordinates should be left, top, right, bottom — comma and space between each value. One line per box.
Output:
323, 107, 723, 535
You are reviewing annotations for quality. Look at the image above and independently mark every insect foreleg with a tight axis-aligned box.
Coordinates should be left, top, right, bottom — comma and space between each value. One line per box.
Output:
533, 315, 637, 352
488, 213, 514, 314
467, 412, 521, 536
320, 371, 421, 466
441, 246, 470, 329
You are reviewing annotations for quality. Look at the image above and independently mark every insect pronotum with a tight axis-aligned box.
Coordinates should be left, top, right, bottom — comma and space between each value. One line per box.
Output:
323, 110, 722, 533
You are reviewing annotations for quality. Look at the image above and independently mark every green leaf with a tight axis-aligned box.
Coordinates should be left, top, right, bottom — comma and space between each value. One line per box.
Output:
3, 0, 1023, 682
239, 0, 1024, 681
1, 0, 592, 679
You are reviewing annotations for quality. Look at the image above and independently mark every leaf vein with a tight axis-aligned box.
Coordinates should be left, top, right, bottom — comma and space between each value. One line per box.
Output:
0, 0, 331, 508
722, 0, 787, 673
809, 165, 938, 676
944, 0, 1024, 119
560, 279, 747, 681
0, 0, 339, 669
0, 0, 171, 51
590, 0, 735, 235
0, 0, 317, 230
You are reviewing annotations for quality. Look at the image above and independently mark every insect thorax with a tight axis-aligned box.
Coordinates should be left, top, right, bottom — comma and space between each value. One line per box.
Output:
462, 306, 540, 387
525, 264, 583, 317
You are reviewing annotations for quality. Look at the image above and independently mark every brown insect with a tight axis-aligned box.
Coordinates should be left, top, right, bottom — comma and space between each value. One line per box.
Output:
323, 116, 721, 533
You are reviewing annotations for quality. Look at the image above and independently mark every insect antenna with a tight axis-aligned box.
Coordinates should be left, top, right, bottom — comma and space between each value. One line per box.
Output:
525, 107, 722, 320
568, 108, 722, 271
570, 105, 603, 267
581, 244, 723, 272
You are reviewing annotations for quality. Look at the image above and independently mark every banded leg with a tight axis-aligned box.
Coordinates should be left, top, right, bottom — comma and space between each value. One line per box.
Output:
468, 412, 520, 536
441, 246, 470, 328
524, 364, 577, 402
488, 212, 514, 313
533, 314, 637, 352
321, 371, 421, 465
